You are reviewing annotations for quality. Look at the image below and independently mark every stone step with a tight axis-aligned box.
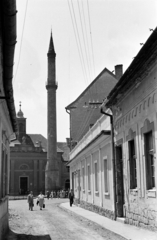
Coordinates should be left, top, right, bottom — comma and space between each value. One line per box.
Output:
116, 217, 125, 224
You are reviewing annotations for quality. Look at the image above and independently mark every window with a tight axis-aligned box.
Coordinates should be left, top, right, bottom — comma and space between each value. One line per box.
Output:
144, 131, 155, 190
82, 167, 85, 190
128, 139, 137, 189
94, 162, 98, 191
87, 165, 91, 190
74, 172, 77, 189
104, 158, 108, 193
1, 147, 8, 198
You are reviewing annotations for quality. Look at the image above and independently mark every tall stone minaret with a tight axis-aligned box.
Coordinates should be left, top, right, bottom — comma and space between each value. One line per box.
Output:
45, 32, 59, 191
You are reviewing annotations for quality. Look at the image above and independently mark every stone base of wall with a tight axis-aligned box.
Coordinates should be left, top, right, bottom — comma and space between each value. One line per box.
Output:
0, 212, 9, 240
124, 206, 157, 231
74, 198, 115, 220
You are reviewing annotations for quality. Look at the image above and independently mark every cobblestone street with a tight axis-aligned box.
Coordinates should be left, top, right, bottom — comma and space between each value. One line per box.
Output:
5, 198, 126, 240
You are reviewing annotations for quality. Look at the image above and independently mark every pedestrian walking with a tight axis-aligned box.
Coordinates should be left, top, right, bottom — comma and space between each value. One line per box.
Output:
27, 191, 34, 211
37, 191, 45, 210
50, 191, 53, 199
57, 190, 60, 199
47, 191, 50, 200
69, 189, 74, 207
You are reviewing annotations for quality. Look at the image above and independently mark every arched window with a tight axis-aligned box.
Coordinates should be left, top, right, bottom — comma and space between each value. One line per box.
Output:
19, 164, 29, 170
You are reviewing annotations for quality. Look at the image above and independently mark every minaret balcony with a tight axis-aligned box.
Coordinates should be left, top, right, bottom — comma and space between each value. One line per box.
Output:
45, 81, 58, 90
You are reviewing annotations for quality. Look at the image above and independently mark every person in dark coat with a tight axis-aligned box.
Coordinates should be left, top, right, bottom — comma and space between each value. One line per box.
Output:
68, 189, 74, 207
47, 191, 50, 200
27, 191, 34, 211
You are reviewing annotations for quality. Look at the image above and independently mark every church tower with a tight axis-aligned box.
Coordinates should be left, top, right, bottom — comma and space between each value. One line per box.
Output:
45, 32, 59, 191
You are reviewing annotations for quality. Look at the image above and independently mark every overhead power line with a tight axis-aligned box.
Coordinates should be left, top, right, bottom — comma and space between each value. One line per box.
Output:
87, 0, 95, 77
77, 0, 91, 82
68, 0, 89, 85
13, 0, 29, 84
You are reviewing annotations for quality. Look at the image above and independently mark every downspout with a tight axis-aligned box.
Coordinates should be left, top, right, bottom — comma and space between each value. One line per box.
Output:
100, 107, 117, 221
66, 108, 72, 151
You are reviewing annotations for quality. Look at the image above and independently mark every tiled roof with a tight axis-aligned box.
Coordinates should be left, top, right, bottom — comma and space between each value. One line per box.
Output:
65, 67, 117, 109
57, 142, 70, 161
28, 134, 64, 153
106, 27, 157, 106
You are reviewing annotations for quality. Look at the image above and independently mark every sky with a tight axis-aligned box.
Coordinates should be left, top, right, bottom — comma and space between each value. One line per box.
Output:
13, 0, 157, 142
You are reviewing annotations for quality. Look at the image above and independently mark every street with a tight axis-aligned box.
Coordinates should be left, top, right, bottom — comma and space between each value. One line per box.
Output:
5, 198, 126, 240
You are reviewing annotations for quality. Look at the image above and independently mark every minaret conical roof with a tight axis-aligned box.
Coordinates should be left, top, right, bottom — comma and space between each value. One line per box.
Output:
48, 32, 56, 56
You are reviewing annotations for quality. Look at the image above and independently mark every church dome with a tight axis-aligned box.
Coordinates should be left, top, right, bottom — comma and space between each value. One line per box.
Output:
17, 102, 24, 118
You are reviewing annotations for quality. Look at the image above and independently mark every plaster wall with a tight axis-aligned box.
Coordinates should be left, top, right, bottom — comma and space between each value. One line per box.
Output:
69, 114, 114, 220
69, 71, 117, 142
114, 63, 157, 230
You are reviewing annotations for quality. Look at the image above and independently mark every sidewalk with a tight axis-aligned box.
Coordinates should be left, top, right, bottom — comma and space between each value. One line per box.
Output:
60, 202, 157, 240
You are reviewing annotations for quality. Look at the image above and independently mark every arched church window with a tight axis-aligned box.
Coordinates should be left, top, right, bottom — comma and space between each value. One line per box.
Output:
19, 164, 29, 170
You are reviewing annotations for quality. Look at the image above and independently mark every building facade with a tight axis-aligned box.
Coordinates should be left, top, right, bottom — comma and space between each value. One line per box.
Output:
67, 65, 122, 220
10, 106, 70, 196
106, 28, 157, 230
69, 113, 116, 219
0, 1, 18, 238
65, 66, 122, 148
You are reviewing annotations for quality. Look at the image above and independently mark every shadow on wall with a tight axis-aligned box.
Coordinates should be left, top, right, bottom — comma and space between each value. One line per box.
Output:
5, 229, 51, 240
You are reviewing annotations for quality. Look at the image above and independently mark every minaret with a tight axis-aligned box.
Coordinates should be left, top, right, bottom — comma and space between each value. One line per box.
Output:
45, 32, 59, 191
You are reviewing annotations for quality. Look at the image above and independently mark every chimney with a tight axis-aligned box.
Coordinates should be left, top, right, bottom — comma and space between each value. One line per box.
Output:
115, 64, 123, 80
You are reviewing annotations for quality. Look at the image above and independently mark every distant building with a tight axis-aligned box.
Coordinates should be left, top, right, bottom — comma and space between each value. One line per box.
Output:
10, 104, 70, 196
0, 0, 18, 238
67, 65, 122, 219
65, 65, 122, 149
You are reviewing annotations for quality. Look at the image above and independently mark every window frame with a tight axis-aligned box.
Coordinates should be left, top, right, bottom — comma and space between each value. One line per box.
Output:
94, 161, 98, 192
103, 157, 109, 194
141, 119, 155, 191
87, 164, 91, 191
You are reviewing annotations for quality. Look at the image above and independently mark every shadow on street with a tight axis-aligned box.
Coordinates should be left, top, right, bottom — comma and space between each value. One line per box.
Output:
5, 229, 51, 240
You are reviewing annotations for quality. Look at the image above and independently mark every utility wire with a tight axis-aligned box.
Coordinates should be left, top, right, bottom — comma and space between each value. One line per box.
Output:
13, 0, 29, 84
81, 0, 93, 81
77, 0, 91, 83
70, 0, 88, 85
67, 0, 86, 83
87, 0, 95, 77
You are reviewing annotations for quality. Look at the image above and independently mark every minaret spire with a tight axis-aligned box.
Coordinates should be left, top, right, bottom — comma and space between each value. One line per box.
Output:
48, 31, 56, 56
45, 31, 59, 192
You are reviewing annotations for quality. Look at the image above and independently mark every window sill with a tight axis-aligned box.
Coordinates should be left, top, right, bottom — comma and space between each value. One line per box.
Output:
95, 191, 99, 194
104, 192, 109, 196
147, 189, 156, 198
130, 188, 138, 192
88, 190, 91, 193
82, 189, 85, 193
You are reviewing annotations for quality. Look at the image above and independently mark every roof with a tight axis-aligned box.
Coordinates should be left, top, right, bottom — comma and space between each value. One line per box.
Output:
2, 0, 18, 133
106, 27, 157, 107
57, 142, 70, 161
28, 134, 64, 153
65, 67, 117, 109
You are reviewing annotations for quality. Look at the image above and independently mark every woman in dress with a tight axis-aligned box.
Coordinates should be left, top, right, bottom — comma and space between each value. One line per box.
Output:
37, 191, 45, 210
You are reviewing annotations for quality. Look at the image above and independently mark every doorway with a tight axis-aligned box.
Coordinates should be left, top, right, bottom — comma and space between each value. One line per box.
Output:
65, 179, 70, 190
78, 170, 80, 204
20, 177, 28, 195
115, 145, 124, 217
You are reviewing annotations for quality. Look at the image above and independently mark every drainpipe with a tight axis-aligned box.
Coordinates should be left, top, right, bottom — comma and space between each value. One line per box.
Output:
66, 109, 72, 151
100, 107, 117, 221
